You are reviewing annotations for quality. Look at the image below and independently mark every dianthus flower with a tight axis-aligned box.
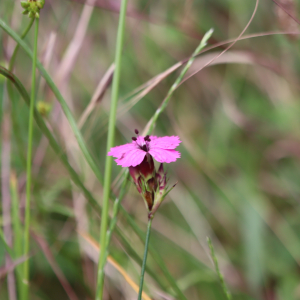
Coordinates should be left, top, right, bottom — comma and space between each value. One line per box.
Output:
108, 130, 181, 218
108, 129, 181, 167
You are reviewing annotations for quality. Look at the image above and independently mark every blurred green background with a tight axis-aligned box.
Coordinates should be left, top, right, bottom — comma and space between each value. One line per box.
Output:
1, 0, 300, 299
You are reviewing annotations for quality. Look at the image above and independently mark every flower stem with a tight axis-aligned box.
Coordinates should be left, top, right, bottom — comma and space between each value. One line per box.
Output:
95, 0, 128, 298
137, 217, 153, 300
22, 18, 39, 300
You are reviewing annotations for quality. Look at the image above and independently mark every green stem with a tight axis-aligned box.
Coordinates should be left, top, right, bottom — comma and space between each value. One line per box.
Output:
96, 0, 128, 298
6, 23, 35, 296
9, 19, 34, 72
207, 237, 232, 300
10, 173, 23, 294
120, 205, 187, 299
22, 18, 39, 300
8, 18, 34, 167
137, 218, 153, 300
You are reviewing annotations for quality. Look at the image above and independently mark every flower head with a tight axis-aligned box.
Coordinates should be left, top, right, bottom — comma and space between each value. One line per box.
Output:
108, 130, 181, 219
108, 129, 181, 167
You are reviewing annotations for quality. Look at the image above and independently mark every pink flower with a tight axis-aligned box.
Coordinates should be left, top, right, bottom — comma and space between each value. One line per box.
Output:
108, 130, 181, 167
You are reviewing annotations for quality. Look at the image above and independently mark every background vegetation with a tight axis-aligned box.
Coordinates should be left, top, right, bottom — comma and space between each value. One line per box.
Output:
1, 0, 300, 299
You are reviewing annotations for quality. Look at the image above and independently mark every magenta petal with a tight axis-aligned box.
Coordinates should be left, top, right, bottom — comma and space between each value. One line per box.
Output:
149, 135, 158, 141
107, 142, 136, 158
148, 149, 181, 163
115, 149, 147, 167
149, 136, 181, 150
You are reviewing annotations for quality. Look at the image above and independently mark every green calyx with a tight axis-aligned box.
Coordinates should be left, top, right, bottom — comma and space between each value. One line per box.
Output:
150, 182, 177, 218
21, 0, 45, 18
129, 157, 178, 218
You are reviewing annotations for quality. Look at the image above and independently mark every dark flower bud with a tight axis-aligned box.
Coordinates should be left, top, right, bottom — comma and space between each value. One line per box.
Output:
129, 166, 142, 193
139, 154, 155, 181
147, 177, 157, 192
156, 163, 166, 190
144, 191, 154, 211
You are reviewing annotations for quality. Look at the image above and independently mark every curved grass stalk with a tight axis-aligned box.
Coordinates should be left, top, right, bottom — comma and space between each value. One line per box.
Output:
143, 28, 213, 135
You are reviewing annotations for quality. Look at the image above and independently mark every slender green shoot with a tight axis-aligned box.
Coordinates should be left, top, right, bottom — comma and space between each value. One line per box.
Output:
8, 19, 34, 72
96, 0, 129, 298
144, 28, 214, 135
22, 18, 39, 300
207, 237, 232, 300
10, 172, 23, 293
137, 217, 153, 300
